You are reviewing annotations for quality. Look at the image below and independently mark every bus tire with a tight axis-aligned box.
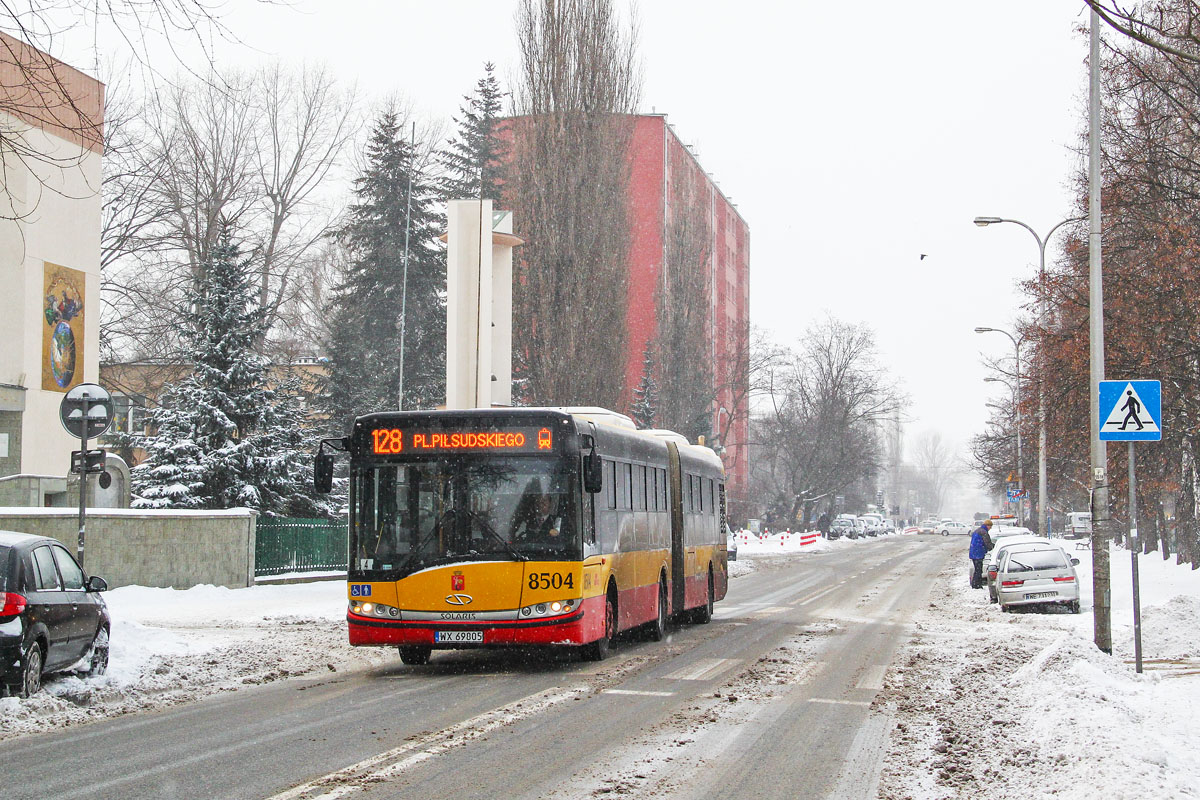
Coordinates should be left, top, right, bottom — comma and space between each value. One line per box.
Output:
398, 645, 431, 665
649, 577, 667, 641
584, 587, 617, 661
694, 568, 714, 624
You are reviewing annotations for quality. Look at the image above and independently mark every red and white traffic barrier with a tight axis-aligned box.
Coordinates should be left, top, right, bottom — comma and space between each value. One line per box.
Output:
799, 532, 819, 546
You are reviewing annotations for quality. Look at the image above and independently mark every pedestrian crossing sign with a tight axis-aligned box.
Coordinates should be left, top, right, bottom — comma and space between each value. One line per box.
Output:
1099, 380, 1161, 441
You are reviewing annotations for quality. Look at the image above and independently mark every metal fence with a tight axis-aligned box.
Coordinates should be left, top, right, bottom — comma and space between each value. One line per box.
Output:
255, 517, 347, 577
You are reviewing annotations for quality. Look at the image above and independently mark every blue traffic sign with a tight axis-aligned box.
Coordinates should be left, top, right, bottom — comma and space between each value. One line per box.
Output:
1099, 380, 1161, 441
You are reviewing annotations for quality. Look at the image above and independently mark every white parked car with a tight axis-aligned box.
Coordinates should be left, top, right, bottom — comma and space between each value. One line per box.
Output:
996, 544, 1081, 613
984, 535, 1050, 602
938, 521, 973, 536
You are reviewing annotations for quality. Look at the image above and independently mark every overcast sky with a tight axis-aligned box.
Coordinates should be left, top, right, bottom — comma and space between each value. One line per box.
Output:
60, 0, 1093, 499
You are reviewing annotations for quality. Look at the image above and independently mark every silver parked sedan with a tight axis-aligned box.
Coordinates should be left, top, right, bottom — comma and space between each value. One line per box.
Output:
996, 545, 1081, 613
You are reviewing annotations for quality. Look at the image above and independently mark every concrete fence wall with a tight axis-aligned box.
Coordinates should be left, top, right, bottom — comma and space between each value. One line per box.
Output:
0, 507, 256, 589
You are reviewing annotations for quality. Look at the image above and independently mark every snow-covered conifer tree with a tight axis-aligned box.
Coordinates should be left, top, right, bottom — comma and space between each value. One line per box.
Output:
631, 343, 658, 429
322, 110, 445, 432
440, 63, 507, 202
133, 223, 336, 516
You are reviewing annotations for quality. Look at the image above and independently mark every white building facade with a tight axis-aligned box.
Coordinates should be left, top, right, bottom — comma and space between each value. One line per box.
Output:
0, 32, 104, 505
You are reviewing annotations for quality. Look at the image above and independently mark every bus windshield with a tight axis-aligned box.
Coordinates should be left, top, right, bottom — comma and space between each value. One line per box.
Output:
351, 456, 579, 577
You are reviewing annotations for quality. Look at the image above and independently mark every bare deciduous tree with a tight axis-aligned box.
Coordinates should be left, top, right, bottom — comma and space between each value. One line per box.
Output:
655, 158, 712, 440
1, 1, 269, 220
507, 0, 641, 409
103, 64, 357, 362
750, 318, 902, 526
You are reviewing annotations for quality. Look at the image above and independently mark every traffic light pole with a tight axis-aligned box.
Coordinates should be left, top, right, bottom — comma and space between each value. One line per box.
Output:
77, 390, 89, 566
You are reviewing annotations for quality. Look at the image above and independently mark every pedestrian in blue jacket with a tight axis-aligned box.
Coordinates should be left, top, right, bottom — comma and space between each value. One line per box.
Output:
969, 519, 994, 589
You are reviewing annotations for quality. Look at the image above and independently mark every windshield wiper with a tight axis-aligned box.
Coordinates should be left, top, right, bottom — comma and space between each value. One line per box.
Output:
466, 509, 528, 562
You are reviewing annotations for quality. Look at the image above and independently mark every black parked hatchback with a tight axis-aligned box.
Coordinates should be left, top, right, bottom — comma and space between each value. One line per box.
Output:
0, 530, 110, 697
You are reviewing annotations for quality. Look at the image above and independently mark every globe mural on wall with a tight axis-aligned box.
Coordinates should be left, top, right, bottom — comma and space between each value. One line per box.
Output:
42, 263, 86, 392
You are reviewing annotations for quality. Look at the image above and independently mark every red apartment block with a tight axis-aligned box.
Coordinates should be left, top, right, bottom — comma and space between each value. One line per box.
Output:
626, 114, 750, 505
500, 113, 751, 507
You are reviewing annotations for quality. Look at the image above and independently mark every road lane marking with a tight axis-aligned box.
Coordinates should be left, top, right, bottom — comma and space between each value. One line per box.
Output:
856, 665, 887, 691
797, 586, 839, 606
752, 605, 791, 617
808, 698, 871, 707
603, 689, 676, 697
663, 658, 739, 681
266, 685, 588, 800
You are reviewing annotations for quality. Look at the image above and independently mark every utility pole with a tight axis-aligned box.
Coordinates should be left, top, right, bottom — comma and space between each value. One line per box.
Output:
1088, 8, 1112, 654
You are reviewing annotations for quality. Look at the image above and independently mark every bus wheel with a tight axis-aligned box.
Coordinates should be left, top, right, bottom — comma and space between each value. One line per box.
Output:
584, 590, 616, 661
694, 569, 714, 624
398, 645, 431, 666
649, 577, 667, 641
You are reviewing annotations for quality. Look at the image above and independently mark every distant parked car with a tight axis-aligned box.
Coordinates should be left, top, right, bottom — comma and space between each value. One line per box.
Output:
918, 518, 941, 534
0, 531, 110, 697
858, 516, 881, 537
1065, 512, 1092, 540
829, 518, 855, 540
995, 544, 1081, 614
938, 521, 973, 536
726, 527, 739, 561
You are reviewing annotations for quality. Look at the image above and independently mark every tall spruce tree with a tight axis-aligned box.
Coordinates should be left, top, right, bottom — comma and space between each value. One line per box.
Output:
323, 111, 445, 432
440, 63, 507, 202
132, 223, 335, 516
631, 342, 658, 429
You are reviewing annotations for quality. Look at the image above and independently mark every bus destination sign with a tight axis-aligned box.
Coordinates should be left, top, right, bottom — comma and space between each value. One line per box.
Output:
370, 426, 555, 455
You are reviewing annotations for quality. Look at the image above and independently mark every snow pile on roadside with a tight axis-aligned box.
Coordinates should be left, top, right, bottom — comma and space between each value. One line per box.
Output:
0, 580, 390, 739
728, 528, 908, 580
876, 545, 1200, 799
733, 528, 901, 559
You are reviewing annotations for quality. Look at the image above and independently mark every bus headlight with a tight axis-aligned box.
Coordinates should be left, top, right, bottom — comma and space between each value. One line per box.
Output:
350, 601, 401, 618
520, 599, 579, 618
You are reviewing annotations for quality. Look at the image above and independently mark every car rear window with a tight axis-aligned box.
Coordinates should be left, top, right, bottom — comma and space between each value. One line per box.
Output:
1005, 549, 1068, 572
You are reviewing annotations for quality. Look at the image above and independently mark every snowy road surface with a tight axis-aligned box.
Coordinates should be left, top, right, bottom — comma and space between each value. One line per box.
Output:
3, 533, 1193, 799
0, 535, 946, 799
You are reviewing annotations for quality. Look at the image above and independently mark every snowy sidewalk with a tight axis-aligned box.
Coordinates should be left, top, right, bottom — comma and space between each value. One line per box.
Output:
876, 544, 1199, 799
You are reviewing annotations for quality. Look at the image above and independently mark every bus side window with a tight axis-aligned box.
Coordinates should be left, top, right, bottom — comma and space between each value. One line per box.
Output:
582, 491, 597, 547
634, 465, 647, 511
707, 478, 715, 516
658, 468, 667, 510
621, 462, 633, 510
605, 460, 617, 510
718, 482, 727, 531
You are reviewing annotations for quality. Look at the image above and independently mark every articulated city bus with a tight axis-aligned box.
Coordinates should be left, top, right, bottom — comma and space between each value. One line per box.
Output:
315, 407, 728, 664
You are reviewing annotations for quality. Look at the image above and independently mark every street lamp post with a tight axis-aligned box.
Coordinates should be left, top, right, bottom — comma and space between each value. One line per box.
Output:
984, 373, 1022, 525
974, 215, 1080, 538
977, 323, 1025, 524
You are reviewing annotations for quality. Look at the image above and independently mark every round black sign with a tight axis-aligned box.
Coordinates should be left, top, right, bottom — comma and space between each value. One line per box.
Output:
59, 383, 115, 439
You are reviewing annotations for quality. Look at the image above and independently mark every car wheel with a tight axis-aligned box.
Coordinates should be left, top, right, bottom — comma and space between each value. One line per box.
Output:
999, 603, 1009, 613
649, 578, 667, 641
19, 641, 43, 698
1070, 600, 1081, 614
85, 627, 109, 677
584, 590, 616, 661
397, 645, 431, 666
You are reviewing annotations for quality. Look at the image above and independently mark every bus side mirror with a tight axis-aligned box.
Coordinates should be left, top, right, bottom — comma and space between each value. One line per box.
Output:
315, 451, 334, 494
584, 452, 603, 494
581, 435, 602, 494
